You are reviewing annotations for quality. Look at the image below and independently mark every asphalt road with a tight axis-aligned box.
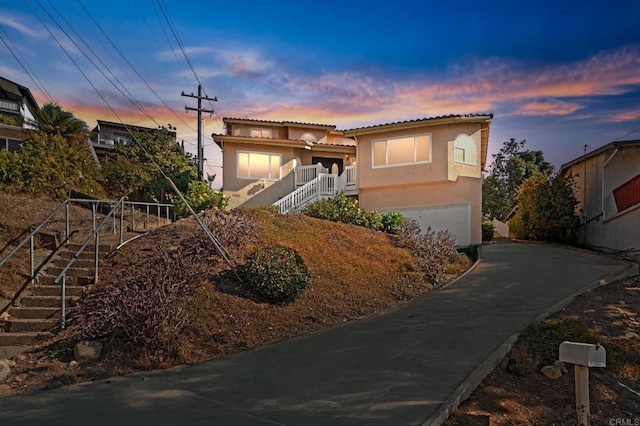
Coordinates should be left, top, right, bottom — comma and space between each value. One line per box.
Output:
0, 242, 633, 426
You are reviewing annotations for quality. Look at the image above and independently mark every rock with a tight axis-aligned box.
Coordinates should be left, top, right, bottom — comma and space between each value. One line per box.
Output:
74, 341, 103, 361
13, 373, 28, 383
68, 360, 78, 368
0, 359, 16, 383
553, 360, 568, 374
540, 365, 563, 379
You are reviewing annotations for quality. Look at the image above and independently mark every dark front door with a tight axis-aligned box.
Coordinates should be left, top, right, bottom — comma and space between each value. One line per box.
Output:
312, 157, 343, 174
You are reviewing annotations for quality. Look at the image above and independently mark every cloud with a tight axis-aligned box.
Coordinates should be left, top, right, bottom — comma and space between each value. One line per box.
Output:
0, 10, 43, 38
610, 110, 640, 122
515, 101, 583, 116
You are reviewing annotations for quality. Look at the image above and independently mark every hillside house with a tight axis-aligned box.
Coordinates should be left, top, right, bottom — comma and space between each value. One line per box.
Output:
0, 76, 39, 151
213, 114, 492, 246
559, 140, 640, 252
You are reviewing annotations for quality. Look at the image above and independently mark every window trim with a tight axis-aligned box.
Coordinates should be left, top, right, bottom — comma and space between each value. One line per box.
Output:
371, 133, 432, 168
236, 150, 282, 181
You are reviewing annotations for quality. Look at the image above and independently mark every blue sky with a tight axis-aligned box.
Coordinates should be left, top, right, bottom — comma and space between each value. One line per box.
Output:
1, 0, 640, 182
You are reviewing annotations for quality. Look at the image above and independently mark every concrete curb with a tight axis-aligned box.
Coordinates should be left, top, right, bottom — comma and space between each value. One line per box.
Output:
422, 255, 639, 426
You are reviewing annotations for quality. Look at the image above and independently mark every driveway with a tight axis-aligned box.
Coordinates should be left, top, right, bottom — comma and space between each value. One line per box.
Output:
0, 242, 633, 425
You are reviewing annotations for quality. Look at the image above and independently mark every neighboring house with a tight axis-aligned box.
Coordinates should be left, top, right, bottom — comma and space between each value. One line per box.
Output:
214, 114, 492, 246
89, 120, 176, 163
559, 140, 640, 252
0, 76, 39, 151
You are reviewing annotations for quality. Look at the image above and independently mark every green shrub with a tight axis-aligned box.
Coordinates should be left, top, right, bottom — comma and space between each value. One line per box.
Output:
241, 246, 309, 304
173, 180, 228, 218
381, 211, 404, 234
302, 193, 383, 231
482, 221, 495, 241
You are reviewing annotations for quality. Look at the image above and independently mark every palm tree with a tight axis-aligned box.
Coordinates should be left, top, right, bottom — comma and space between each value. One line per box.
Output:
29, 103, 88, 139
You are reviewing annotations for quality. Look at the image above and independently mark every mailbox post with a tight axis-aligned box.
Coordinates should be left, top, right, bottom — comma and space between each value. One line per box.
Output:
559, 341, 606, 426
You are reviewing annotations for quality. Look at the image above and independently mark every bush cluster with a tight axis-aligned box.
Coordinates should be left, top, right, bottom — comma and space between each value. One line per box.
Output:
240, 245, 309, 304
81, 250, 205, 359
173, 181, 228, 219
482, 221, 495, 242
392, 218, 461, 285
302, 193, 403, 233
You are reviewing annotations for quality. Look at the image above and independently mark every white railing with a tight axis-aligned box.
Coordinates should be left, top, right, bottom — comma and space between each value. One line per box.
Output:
295, 163, 328, 187
275, 173, 338, 213
344, 165, 356, 191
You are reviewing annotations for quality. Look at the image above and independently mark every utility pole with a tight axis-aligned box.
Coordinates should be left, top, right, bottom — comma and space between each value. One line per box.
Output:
182, 84, 216, 180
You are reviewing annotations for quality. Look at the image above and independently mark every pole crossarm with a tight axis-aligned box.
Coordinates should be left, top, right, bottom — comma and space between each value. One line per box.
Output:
181, 84, 217, 181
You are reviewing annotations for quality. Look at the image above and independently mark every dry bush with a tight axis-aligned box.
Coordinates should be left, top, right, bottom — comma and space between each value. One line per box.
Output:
392, 218, 460, 285
200, 209, 259, 254
80, 250, 207, 359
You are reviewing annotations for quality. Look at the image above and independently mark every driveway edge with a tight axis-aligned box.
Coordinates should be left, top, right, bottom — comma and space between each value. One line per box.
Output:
422, 258, 639, 426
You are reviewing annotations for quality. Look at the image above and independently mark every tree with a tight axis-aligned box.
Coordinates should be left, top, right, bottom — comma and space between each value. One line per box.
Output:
482, 138, 553, 219
101, 127, 197, 201
509, 173, 580, 243
29, 103, 88, 140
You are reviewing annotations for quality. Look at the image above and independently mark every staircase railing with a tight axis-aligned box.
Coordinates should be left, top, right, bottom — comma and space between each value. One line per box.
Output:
275, 173, 338, 213
54, 197, 126, 329
295, 163, 328, 187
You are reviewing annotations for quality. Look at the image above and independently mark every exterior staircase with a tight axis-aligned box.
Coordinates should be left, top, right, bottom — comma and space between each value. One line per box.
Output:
0, 240, 115, 348
0, 197, 174, 356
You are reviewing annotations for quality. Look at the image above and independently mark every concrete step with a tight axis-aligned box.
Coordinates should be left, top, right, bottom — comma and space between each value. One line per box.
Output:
57, 249, 101, 261
0, 331, 53, 346
45, 266, 93, 277
1, 318, 57, 332
20, 296, 73, 308
8, 307, 61, 319
66, 242, 116, 253
52, 257, 96, 268
30, 285, 85, 297
37, 275, 93, 286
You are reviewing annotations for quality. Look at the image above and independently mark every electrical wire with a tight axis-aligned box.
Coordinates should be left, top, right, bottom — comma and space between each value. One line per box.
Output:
0, 25, 54, 103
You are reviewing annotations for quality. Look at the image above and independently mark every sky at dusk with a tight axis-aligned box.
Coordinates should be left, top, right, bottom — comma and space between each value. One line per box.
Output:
1, 0, 640, 183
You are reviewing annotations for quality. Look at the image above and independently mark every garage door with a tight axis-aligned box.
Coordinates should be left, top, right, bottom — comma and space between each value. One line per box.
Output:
394, 203, 471, 246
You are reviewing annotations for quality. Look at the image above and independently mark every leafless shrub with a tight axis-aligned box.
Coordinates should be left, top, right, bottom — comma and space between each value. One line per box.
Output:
392, 218, 460, 285
80, 251, 205, 358
200, 209, 258, 252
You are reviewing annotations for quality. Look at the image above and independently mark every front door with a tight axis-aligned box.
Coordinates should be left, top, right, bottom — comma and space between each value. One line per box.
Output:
312, 157, 343, 175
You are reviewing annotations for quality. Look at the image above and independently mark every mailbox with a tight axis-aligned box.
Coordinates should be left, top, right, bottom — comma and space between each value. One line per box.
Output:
559, 341, 606, 368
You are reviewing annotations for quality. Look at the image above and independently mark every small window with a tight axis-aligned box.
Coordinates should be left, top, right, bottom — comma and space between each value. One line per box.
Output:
237, 151, 281, 180
250, 128, 273, 139
372, 133, 431, 167
613, 174, 640, 212
8, 139, 20, 151
453, 134, 476, 166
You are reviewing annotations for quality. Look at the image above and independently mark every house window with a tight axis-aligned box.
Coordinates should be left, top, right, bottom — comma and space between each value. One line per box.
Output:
250, 128, 273, 139
613, 174, 640, 212
0, 138, 20, 151
237, 151, 281, 180
453, 134, 477, 166
372, 133, 431, 167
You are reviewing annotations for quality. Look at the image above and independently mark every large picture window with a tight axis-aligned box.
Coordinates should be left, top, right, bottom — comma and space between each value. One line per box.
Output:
613, 174, 640, 212
372, 134, 431, 167
237, 151, 281, 180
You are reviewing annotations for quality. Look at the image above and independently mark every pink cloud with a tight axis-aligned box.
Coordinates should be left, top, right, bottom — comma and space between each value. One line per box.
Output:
516, 101, 583, 116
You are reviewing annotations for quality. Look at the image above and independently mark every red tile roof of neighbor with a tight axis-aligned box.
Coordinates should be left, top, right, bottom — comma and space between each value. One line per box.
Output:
222, 117, 336, 129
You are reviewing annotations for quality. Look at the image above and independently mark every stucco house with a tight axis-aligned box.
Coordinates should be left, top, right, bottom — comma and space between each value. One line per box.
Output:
559, 140, 640, 252
213, 114, 492, 246
0, 76, 39, 151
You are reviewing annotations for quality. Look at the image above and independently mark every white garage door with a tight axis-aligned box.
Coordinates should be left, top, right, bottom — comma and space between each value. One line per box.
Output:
394, 203, 471, 246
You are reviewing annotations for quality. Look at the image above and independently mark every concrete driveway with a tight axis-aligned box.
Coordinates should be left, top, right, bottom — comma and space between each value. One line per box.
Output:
0, 242, 634, 425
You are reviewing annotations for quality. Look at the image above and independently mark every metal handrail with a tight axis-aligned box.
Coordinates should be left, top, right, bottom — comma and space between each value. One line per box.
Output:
0, 199, 70, 279
53, 196, 125, 329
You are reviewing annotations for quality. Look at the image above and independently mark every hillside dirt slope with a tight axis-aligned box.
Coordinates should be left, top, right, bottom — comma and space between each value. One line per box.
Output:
1, 207, 466, 397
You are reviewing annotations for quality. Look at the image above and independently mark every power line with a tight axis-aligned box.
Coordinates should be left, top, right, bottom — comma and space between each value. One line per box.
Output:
75, 0, 197, 133
0, 24, 54, 103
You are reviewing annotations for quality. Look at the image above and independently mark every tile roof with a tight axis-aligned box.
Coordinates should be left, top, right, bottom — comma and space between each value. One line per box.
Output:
223, 117, 336, 129
341, 113, 494, 133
